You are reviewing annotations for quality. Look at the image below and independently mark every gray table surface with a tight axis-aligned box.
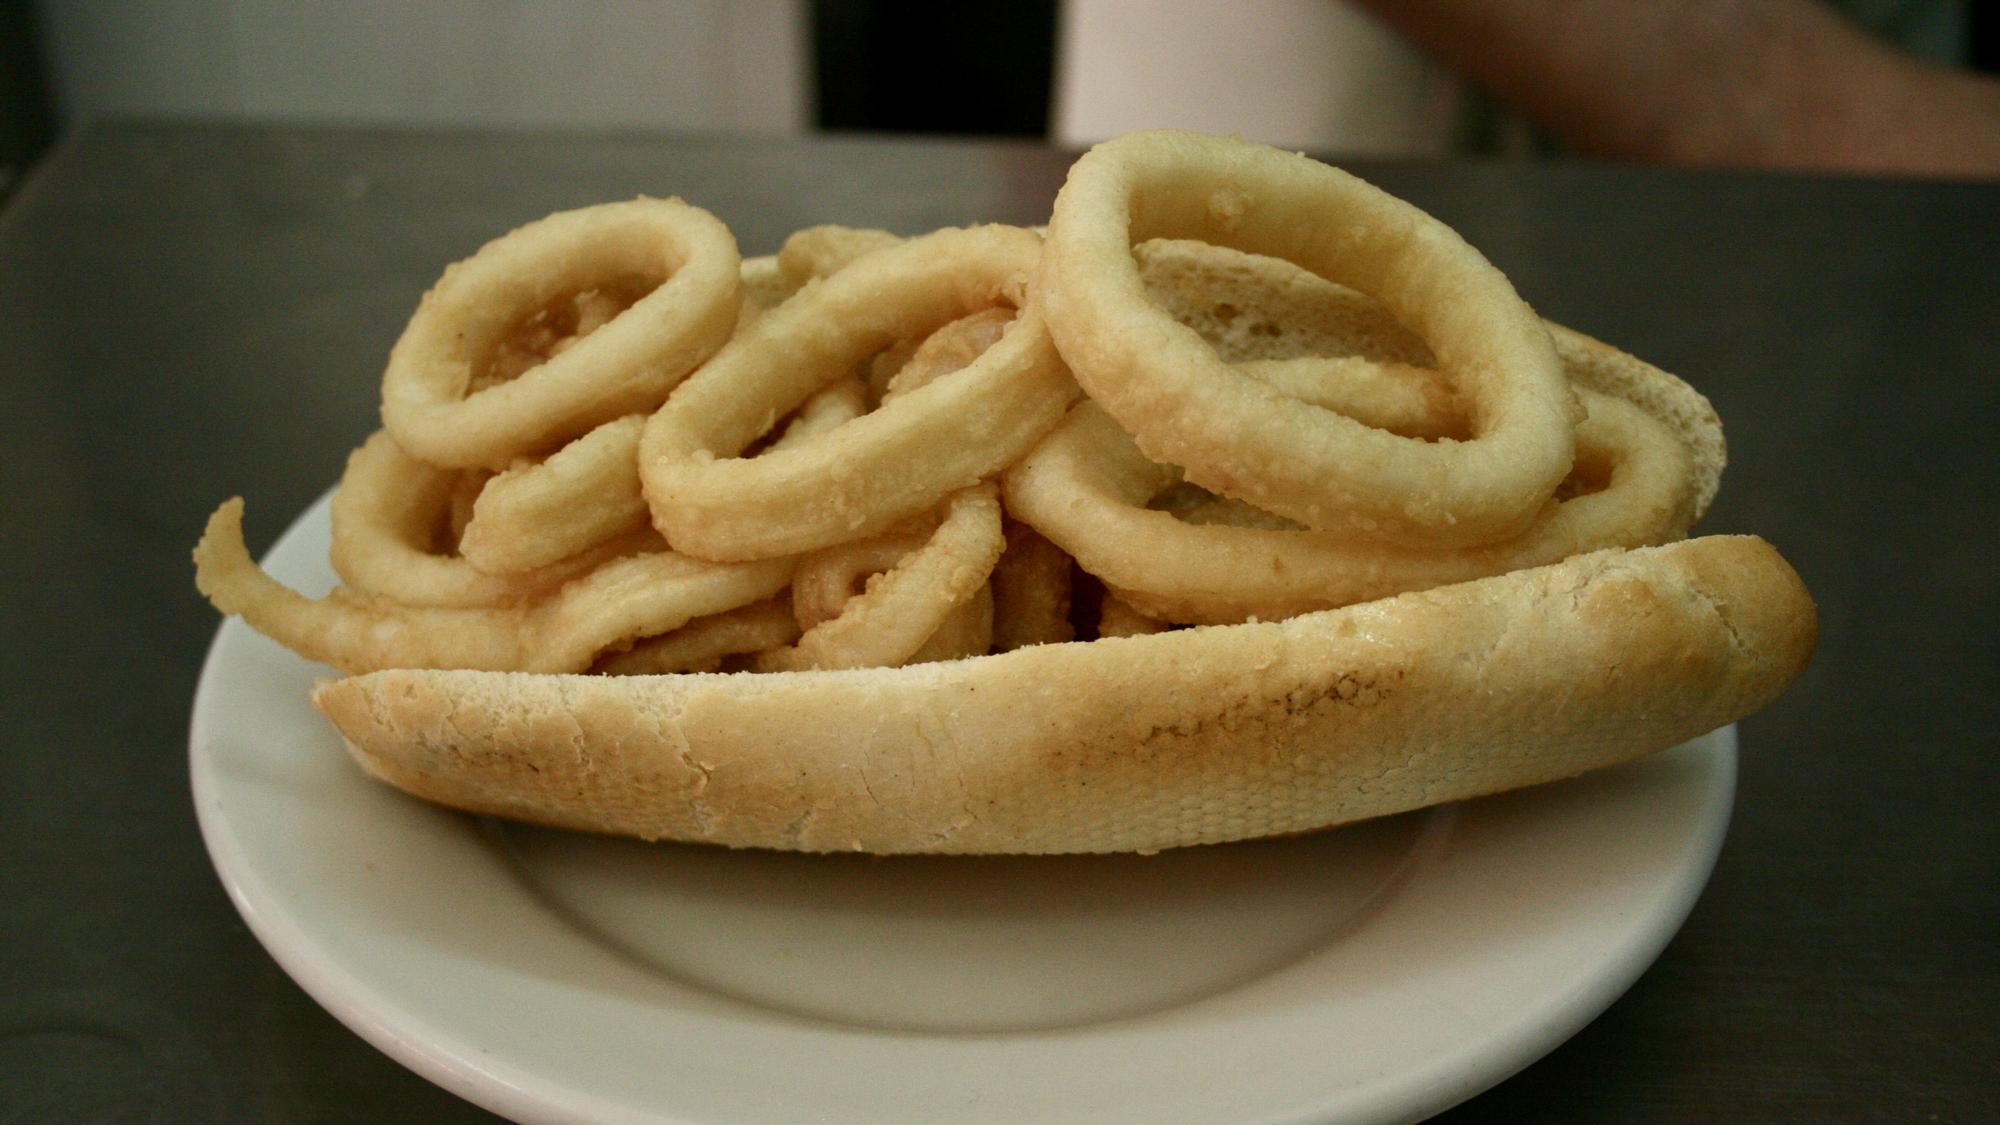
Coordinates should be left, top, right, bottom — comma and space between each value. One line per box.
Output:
1, 120, 1993, 1122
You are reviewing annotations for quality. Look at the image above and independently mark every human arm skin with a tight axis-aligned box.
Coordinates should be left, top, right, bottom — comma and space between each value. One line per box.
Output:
1348, 0, 2000, 177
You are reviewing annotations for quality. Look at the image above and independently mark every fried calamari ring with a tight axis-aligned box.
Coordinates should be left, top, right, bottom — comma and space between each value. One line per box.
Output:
779, 234, 1017, 408
1150, 483, 1304, 532
328, 431, 646, 607
1095, 592, 1169, 638
454, 415, 650, 576
594, 598, 802, 676
1134, 236, 1725, 520
785, 489, 1002, 664
753, 485, 1003, 671
1229, 357, 1465, 441
1039, 131, 1577, 547
907, 583, 995, 663
766, 376, 870, 453
195, 500, 790, 674
880, 307, 1016, 401
989, 521, 1074, 651
813, 231, 1001, 403
452, 253, 824, 576
1004, 395, 1693, 625
738, 254, 801, 321
789, 524, 933, 631
860, 307, 1014, 407
382, 197, 741, 470
1135, 238, 1464, 439
776, 224, 902, 285
641, 225, 1076, 562
457, 377, 868, 576
459, 227, 1009, 579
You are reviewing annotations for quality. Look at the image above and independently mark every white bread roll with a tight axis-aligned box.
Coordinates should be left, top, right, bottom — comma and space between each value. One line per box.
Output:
313, 534, 1814, 855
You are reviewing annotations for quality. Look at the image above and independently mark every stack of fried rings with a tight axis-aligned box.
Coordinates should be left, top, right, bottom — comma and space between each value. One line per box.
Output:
194, 131, 1717, 679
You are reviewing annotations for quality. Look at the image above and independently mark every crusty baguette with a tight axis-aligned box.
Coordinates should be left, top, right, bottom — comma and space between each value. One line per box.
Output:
312, 534, 1814, 855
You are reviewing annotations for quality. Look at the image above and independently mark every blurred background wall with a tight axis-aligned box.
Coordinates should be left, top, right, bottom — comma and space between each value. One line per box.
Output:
17, 0, 1465, 148
0, 0, 1467, 198
2, 0, 1995, 195
31, 0, 810, 134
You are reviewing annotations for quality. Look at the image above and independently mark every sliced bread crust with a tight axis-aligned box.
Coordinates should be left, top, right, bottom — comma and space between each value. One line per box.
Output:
314, 535, 1814, 855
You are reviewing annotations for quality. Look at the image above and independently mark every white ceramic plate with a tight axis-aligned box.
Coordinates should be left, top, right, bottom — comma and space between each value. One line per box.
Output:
191, 494, 1736, 1125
